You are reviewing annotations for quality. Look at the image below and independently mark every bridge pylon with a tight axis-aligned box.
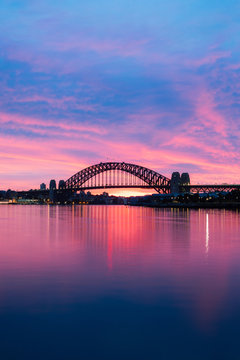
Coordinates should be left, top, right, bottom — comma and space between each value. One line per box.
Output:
170, 172, 191, 193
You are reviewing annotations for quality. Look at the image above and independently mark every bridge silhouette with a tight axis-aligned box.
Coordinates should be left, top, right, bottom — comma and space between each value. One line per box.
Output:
61, 161, 240, 194
14, 161, 240, 200
64, 162, 171, 193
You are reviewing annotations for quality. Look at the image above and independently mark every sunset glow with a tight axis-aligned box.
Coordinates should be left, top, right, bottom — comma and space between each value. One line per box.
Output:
1, 1, 240, 190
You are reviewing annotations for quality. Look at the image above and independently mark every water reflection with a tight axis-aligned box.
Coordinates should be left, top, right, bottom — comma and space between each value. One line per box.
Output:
0, 205, 240, 359
206, 213, 209, 254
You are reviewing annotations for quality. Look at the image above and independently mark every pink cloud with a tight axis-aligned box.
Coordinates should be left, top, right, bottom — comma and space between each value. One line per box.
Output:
47, 37, 149, 57
187, 51, 231, 67
14, 95, 98, 112
1, 86, 240, 191
0, 112, 106, 135
4, 36, 149, 74
194, 91, 227, 138
1, 132, 240, 190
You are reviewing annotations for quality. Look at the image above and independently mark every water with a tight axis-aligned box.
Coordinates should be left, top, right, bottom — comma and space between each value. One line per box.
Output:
0, 205, 240, 359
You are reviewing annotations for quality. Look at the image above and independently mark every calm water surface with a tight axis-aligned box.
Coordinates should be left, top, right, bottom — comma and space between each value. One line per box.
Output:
0, 205, 240, 359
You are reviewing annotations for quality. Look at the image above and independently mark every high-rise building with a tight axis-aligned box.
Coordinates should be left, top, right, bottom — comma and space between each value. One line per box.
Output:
40, 183, 46, 190
58, 180, 66, 189
49, 179, 56, 190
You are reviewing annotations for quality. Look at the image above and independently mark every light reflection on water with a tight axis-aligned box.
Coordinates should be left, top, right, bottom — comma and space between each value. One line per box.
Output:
0, 205, 240, 359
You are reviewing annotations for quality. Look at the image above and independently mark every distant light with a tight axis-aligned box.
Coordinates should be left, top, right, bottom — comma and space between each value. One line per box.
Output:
206, 214, 209, 254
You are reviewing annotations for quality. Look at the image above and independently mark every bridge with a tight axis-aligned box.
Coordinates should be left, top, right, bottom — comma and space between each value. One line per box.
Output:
64, 162, 171, 193
61, 161, 240, 194
12, 162, 240, 200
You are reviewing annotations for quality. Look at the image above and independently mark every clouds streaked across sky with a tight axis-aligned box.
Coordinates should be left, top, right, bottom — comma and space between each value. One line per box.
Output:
1, 0, 240, 190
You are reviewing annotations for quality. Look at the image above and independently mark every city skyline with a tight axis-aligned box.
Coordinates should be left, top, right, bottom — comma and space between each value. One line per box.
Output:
1, 1, 240, 192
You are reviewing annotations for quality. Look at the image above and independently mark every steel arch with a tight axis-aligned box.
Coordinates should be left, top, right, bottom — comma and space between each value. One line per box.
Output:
65, 162, 171, 193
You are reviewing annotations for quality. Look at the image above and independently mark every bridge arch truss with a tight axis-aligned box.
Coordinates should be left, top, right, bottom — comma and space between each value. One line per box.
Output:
65, 162, 171, 193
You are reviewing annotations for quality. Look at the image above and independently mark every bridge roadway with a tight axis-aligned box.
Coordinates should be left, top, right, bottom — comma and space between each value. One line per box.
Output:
182, 184, 240, 193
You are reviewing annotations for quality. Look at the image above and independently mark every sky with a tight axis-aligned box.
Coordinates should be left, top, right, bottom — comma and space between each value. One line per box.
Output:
1, 0, 240, 192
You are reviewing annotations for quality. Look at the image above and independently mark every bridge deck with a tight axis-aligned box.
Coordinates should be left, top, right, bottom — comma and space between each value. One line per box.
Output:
184, 184, 240, 193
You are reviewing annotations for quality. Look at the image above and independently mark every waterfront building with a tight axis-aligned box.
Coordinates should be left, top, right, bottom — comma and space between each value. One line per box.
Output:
49, 179, 56, 190
40, 183, 46, 190
58, 180, 66, 189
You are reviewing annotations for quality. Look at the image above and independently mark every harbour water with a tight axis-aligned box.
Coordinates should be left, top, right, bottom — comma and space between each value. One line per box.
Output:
0, 205, 240, 359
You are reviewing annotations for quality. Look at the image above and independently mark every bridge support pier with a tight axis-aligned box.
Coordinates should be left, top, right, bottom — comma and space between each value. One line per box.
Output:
170, 172, 181, 193
170, 172, 191, 194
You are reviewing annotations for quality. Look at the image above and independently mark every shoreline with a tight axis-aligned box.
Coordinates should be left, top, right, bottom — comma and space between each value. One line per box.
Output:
1, 202, 240, 210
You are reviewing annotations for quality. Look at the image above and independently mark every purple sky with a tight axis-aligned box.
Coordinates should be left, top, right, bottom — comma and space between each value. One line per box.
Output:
1, 0, 240, 191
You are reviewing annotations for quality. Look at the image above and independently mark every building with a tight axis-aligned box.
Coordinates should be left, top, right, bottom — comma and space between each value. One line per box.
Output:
40, 183, 46, 190
49, 179, 56, 190
58, 180, 66, 189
